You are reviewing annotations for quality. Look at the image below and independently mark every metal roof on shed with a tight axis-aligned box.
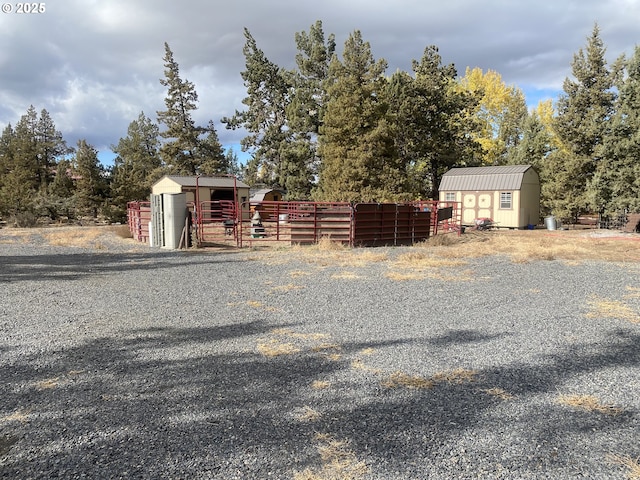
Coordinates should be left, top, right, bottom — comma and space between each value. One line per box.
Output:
161, 175, 249, 189
439, 165, 534, 191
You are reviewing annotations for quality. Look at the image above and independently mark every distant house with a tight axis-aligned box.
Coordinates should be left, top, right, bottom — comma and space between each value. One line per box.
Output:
151, 175, 250, 206
249, 187, 286, 203
439, 165, 540, 229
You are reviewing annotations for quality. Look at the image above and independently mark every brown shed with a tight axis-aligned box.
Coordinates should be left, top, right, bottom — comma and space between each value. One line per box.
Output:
439, 165, 540, 228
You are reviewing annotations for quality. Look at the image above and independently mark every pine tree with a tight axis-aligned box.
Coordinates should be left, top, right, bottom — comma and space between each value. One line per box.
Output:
196, 120, 228, 175
73, 140, 106, 218
596, 46, 640, 216
36, 108, 72, 188
316, 30, 401, 202
387, 46, 481, 198
157, 42, 203, 175
222, 29, 290, 187
551, 24, 616, 221
110, 112, 162, 220
282, 20, 336, 198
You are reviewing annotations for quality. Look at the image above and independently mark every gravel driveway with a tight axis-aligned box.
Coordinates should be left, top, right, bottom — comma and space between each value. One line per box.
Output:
1, 230, 639, 479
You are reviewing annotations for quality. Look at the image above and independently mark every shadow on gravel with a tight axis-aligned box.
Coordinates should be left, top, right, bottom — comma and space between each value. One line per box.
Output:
427, 329, 511, 346
1, 323, 638, 478
0, 251, 244, 283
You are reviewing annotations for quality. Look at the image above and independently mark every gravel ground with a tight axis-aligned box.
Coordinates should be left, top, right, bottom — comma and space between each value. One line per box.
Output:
1, 230, 639, 479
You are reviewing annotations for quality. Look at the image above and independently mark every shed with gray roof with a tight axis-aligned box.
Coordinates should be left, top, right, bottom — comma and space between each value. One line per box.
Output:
439, 165, 540, 228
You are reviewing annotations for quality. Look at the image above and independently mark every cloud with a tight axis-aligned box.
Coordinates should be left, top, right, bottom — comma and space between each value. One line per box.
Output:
0, 0, 637, 164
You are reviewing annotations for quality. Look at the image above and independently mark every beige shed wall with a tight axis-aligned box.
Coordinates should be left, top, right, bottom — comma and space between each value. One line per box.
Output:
151, 178, 183, 195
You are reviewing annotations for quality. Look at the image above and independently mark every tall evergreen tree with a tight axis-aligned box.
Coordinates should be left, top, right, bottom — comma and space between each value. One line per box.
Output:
282, 20, 336, 198
157, 42, 203, 175
387, 46, 481, 198
316, 30, 401, 202
36, 108, 72, 188
196, 120, 228, 175
222, 28, 290, 187
110, 112, 162, 219
550, 24, 616, 221
73, 140, 106, 218
596, 46, 640, 215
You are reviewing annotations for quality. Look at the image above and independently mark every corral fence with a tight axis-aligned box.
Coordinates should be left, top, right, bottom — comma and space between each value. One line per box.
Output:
127, 201, 151, 243
127, 199, 461, 249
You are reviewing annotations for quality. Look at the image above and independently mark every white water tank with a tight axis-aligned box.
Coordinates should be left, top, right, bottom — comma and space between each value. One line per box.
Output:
162, 193, 187, 249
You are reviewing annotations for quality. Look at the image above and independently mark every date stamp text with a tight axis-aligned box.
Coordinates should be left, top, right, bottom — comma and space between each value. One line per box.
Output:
2, 3, 46, 14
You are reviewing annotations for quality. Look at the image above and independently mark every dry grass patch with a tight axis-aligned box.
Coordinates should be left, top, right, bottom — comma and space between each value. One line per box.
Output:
381, 371, 434, 390
480, 387, 514, 400
394, 251, 468, 269
312, 380, 331, 390
289, 270, 312, 278
608, 454, 640, 479
423, 230, 640, 264
556, 394, 624, 416
43, 227, 103, 248
295, 406, 322, 423
624, 286, 640, 299
431, 368, 479, 384
311, 343, 342, 353
294, 433, 369, 480
586, 296, 640, 323
1, 409, 31, 423
34, 378, 59, 390
351, 359, 382, 374
256, 339, 300, 357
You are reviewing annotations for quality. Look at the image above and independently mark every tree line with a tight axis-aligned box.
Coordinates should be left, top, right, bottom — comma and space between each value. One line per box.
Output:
1, 21, 638, 226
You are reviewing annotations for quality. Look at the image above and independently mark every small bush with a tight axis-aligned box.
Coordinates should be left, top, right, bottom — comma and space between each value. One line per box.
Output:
10, 212, 38, 227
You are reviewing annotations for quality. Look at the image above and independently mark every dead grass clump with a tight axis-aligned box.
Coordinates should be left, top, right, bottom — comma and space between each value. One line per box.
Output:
44, 228, 103, 248
608, 454, 640, 479
34, 378, 59, 390
394, 251, 468, 268
295, 406, 322, 422
1, 409, 31, 423
480, 387, 514, 400
256, 340, 300, 357
312, 380, 331, 390
294, 433, 369, 480
381, 371, 434, 389
586, 296, 640, 323
556, 394, 624, 416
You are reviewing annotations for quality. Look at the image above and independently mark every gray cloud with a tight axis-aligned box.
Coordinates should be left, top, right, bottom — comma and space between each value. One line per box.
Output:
0, 0, 637, 163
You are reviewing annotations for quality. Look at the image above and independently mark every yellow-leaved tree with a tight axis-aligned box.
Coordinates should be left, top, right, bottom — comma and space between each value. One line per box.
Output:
458, 67, 528, 165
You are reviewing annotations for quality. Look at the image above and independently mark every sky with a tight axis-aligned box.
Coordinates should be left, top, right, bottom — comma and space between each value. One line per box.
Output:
1, 0, 638, 167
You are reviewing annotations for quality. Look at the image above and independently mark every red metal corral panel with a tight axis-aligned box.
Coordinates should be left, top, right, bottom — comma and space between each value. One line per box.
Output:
127, 201, 151, 242
352, 203, 430, 247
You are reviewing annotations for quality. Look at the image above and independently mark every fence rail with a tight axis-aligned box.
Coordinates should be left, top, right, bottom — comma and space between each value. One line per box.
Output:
127, 198, 462, 248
